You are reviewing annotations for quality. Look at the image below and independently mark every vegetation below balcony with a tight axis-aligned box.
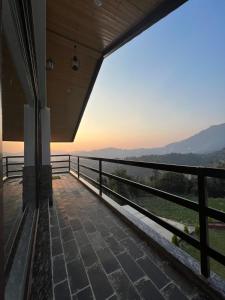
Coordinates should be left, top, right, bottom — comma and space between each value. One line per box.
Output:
102, 168, 225, 279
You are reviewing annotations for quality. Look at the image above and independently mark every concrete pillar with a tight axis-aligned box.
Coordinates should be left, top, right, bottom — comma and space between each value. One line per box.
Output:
40, 107, 52, 205
23, 104, 36, 208
41, 107, 50, 165
23, 105, 52, 208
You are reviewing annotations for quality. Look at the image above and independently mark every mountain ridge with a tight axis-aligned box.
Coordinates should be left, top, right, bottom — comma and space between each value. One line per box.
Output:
73, 123, 225, 158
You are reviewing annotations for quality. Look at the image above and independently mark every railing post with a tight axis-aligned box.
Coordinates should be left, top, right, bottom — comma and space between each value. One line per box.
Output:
6, 156, 9, 178
68, 155, 71, 173
99, 159, 102, 196
198, 173, 210, 277
77, 156, 80, 178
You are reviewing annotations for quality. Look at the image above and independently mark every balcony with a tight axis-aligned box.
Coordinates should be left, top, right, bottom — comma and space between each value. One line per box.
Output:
2, 1, 225, 298
3, 155, 225, 299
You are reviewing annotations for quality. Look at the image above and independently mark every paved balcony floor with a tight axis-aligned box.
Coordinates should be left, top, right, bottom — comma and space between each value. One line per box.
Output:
50, 174, 210, 300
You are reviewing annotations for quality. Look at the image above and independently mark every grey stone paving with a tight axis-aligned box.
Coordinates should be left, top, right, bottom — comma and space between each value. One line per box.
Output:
50, 175, 210, 300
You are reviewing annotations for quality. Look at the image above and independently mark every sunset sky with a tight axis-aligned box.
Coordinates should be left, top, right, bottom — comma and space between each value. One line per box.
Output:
4, 0, 225, 154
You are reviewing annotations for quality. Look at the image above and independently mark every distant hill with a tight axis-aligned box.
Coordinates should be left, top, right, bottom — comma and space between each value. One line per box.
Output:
76, 149, 225, 181
127, 148, 225, 168
73, 123, 225, 158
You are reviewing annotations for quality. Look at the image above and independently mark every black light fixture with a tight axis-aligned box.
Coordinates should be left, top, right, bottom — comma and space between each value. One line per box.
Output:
72, 55, 80, 71
46, 58, 54, 71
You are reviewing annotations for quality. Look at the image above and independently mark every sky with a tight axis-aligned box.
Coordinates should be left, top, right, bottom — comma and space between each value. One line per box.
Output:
4, 0, 225, 154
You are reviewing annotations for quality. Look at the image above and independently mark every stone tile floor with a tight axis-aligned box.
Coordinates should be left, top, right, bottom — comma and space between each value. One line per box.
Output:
3, 178, 22, 246
50, 175, 210, 300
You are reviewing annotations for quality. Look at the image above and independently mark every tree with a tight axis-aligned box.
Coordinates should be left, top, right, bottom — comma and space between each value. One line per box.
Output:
207, 178, 225, 197
154, 172, 189, 195
107, 168, 139, 199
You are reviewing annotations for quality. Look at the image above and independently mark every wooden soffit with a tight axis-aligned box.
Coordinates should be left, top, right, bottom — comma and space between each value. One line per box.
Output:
47, 0, 187, 142
2, 0, 187, 141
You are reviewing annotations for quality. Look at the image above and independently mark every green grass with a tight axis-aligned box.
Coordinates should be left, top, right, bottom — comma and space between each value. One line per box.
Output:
136, 195, 198, 224
208, 197, 225, 212
181, 229, 225, 279
135, 196, 225, 225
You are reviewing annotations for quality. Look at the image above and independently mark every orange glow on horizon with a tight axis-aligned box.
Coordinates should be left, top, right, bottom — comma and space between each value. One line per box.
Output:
3, 127, 195, 154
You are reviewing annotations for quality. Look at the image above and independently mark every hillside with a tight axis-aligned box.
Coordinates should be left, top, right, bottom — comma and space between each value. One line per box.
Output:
127, 148, 225, 168
162, 123, 225, 154
73, 123, 225, 158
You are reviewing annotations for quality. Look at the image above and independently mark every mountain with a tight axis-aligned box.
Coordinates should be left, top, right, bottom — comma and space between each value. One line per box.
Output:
73, 147, 160, 159
73, 123, 225, 158
161, 123, 225, 154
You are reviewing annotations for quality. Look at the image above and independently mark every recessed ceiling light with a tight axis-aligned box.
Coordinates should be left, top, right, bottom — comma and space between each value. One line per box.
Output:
94, 0, 103, 7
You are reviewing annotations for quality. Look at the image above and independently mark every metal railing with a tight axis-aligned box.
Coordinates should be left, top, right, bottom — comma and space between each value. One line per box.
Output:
3, 156, 24, 179
51, 154, 71, 174
70, 155, 225, 279
3, 154, 225, 278
3, 154, 71, 179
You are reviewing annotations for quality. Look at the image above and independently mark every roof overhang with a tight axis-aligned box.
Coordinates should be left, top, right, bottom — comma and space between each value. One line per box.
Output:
2, 0, 187, 142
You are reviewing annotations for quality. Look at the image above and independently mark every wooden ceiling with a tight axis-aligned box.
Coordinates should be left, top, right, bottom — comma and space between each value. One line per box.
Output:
2, 0, 187, 142
47, 0, 187, 142
2, 38, 25, 141
46, 30, 101, 141
47, 0, 164, 53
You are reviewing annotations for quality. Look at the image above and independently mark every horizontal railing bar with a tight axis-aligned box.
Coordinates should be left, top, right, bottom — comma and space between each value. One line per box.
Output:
79, 171, 99, 186
206, 207, 225, 223
51, 160, 69, 163
3, 156, 24, 159
73, 156, 225, 178
6, 175, 22, 179
102, 184, 200, 249
8, 170, 22, 173
203, 168, 225, 179
51, 154, 70, 157
207, 247, 225, 266
79, 164, 99, 173
8, 162, 24, 166
102, 171, 199, 212
52, 166, 69, 170
6, 154, 224, 179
